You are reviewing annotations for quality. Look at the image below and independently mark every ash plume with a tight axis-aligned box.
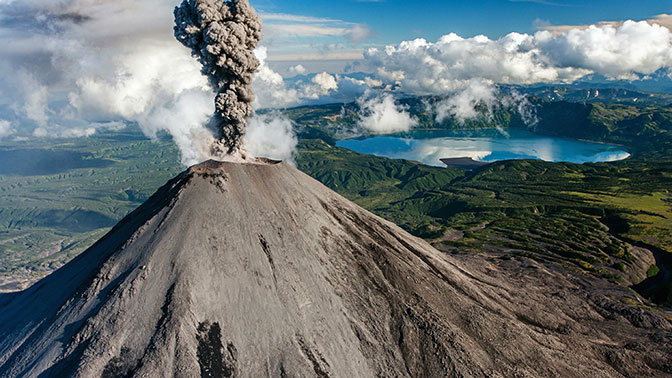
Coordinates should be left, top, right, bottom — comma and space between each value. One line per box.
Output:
174, 0, 263, 157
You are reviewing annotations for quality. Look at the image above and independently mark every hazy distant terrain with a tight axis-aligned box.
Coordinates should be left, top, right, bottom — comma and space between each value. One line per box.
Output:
0, 129, 182, 291
1, 93, 670, 309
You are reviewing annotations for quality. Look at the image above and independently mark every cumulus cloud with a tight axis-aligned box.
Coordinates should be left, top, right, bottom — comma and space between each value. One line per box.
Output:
535, 21, 672, 80
244, 113, 298, 163
432, 80, 538, 128
303, 72, 339, 99
357, 93, 417, 134
0, 0, 218, 164
361, 20, 672, 127
289, 64, 306, 75
364, 21, 672, 94
539, 14, 672, 36
252, 50, 378, 109
435, 79, 497, 123
0, 120, 14, 139
0, 0, 313, 164
253, 47, 301, 109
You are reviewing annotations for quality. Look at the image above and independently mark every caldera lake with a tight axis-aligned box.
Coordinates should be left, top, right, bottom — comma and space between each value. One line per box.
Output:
335, 129, 631, 167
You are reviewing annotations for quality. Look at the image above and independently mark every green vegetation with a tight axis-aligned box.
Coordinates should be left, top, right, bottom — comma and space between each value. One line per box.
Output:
295, 139, 672, 307
289, 96, 672, 151
0, 129, 182, 289
0, 97, 671, 309
648, 264, 661, 278
291, 98, 672, 308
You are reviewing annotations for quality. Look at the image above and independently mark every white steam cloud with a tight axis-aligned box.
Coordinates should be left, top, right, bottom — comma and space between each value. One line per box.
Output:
135, 89, 215, 166
0, 0, 218, 164
253, 47, 301, 109
244, 113, 298, 163
357, 93, 417, 134
0, 0, 302, 165
435, 80, 497, 123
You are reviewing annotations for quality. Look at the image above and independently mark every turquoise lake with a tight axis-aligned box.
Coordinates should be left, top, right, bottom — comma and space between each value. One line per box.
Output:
335, 129, 631, 167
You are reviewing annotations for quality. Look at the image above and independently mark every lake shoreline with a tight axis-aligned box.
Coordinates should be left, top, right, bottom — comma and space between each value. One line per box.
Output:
336, 128, 631, 167
336, 126, 633, 155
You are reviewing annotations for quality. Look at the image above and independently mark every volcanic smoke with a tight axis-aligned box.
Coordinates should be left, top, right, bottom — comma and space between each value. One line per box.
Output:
174, 0, 263, 158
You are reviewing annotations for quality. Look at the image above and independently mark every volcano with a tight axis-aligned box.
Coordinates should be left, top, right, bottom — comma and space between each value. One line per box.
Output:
0, 160, 670, 377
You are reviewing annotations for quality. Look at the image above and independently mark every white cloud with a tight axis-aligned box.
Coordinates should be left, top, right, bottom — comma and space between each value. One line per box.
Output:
8, 71, 50, 128
364, 21, 672, 94
260, 13, 342, 24
265, 24, 349, 38
253, 47, 300, 109
539, 14, 672, 35
436, 79, 497, 123
0, 0, 216, 164
259, 10, 374, 62
59, 127, 97, 138
244, 113, 298, 164
345, 24, 374, 43
507, 91, 539, 128
651, 14, 672, 30
0, 120, 14, 139
289, 64, 306, 75
433, 81, 538, 127
32, 127, 47, 138
135, 89, 215, 166
535, 21, 672, 79
357, 93, 417, 134
261, 12, 373, 42
307, 72, 338, 98
252, 48, 378, 109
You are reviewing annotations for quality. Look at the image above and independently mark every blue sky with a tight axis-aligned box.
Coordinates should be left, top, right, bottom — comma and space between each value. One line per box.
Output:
258, 0, 670, 40
0, 0, 671, 158
255, 0, 672, 72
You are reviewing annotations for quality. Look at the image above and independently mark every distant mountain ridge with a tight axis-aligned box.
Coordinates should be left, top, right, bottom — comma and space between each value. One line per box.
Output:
287, 94, 672, 160
503, 86, 672, 106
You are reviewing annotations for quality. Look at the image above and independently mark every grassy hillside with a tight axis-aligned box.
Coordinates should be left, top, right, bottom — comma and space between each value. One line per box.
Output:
292, 100, 672, 307
288, 97, 672, 160
0, 98, 670, 308
0, 129, 182, 290
296, 139, 672, 307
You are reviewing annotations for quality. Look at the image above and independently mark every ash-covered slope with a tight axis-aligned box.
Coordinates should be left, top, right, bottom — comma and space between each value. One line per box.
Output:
0, 160, 670, 377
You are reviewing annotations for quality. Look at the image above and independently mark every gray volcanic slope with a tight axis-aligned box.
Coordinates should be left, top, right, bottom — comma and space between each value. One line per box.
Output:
0, 160, 670, 377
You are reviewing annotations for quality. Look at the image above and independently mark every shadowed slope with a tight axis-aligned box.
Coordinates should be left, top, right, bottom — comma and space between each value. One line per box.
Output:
0, 160, 670, 377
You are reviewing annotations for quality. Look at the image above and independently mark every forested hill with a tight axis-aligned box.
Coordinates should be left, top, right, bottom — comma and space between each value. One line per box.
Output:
293, 97, 672, 309
288, 96, 672, 160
